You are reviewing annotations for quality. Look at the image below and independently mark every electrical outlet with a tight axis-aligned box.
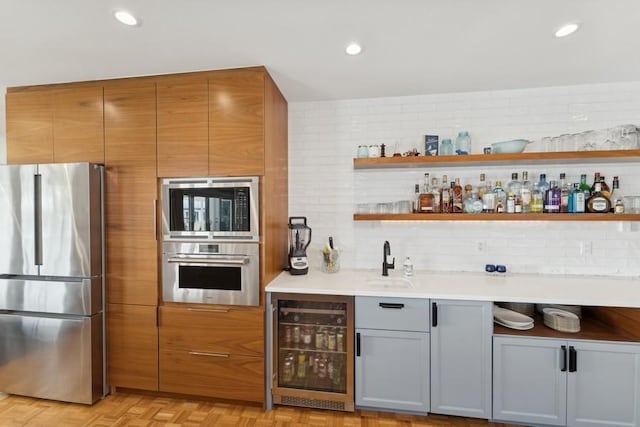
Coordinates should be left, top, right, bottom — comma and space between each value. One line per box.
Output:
580, 240, 593, 255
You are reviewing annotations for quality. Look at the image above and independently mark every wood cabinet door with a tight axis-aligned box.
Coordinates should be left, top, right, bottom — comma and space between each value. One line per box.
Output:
6, 89, 54, 164
157, 76, 209, 177
53, 85, 104, 163
104, 81, 158, 306
209, 69, 265, 176
107, 303, 158, 391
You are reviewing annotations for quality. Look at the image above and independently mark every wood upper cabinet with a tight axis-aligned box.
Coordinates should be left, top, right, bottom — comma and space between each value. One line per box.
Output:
209, 68, 265, 176
156, 76, 209, 177
6, 88, 54, 164
104, 80, 158, 306
52, 85, 104, 163
107, 303, 158, 391
6, 85, 104, 164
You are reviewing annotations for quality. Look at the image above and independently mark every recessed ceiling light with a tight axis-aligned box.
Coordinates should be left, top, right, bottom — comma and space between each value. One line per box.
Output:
114, 10, 139, 26
555, 23, 579, 38
345, 43, 362, 56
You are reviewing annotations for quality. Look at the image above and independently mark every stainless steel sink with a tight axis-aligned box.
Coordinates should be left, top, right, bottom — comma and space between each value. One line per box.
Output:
365, 277, 413, 288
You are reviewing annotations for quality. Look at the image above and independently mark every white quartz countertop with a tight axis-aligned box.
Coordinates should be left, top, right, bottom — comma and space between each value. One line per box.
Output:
266, 268, 640, 308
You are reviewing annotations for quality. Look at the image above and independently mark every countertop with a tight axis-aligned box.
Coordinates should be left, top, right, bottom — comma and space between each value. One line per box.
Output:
266, 268, 640, 308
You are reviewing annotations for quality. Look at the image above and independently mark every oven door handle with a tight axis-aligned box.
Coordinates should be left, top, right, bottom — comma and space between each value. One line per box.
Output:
167, 256, 249, 266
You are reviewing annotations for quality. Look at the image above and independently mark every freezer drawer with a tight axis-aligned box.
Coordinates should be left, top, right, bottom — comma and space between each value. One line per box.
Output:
0, 312, 104, 404
0, 276, 102, 316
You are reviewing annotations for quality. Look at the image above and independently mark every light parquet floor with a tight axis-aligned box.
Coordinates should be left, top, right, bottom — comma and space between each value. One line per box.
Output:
0, 392, 515, 427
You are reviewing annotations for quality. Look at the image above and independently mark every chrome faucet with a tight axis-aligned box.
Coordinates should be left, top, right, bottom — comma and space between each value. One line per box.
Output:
382, 240, 395, 276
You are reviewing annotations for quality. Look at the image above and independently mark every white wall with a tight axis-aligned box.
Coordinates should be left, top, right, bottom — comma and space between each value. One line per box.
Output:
289, 82, 640, 277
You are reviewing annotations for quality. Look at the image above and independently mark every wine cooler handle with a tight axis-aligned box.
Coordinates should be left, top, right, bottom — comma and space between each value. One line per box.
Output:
569, 346, 577, 372
432, 302, 438, 327
356, 332, 361, 357
561, 345, 567, 372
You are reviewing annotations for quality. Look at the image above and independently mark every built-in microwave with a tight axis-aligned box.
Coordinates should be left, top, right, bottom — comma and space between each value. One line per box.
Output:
162, 242, 259, 306
161, 176, 259, 242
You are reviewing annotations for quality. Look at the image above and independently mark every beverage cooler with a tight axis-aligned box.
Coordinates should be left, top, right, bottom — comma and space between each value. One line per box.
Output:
271, 293, 354, 412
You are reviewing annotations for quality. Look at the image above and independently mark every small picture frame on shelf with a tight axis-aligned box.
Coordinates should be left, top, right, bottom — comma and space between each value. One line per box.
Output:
424, 135, 439, 156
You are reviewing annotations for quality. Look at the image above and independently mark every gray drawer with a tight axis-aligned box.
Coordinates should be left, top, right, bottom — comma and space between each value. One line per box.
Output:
355, 296, 429, 332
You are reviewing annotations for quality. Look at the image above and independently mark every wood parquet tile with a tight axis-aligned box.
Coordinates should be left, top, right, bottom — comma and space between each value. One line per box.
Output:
0, 392, 515, 427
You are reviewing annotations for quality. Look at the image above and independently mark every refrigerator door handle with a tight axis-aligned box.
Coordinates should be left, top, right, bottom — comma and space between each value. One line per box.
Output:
34, 173, 43, 266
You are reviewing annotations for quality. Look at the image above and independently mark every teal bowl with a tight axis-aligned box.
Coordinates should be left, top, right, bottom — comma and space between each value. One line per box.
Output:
491, 139, 530, 154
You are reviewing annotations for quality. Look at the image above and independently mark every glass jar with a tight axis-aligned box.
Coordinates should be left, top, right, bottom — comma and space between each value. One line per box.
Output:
357, 145, 369, 158
440, 139, 453, 156
455, 131, 471, 155
368, 145, 381, 158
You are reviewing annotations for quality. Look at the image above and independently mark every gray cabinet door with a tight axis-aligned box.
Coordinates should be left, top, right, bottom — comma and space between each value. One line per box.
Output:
567, 340, 640, 427
430, 299, 492, 419
355, 328, 429, 413
493, 336, 567, 426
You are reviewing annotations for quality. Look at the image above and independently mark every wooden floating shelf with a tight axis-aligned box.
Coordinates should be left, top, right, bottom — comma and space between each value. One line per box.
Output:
354, 213, 640, 221
353, 149, 640, 169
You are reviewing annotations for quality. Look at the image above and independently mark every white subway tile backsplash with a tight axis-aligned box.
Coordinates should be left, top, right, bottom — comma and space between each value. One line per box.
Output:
288, 81, 640, 277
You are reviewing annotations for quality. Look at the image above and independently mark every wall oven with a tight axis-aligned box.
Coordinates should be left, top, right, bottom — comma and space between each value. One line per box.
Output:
162, 242, 259, 306
161, 176, 259, 242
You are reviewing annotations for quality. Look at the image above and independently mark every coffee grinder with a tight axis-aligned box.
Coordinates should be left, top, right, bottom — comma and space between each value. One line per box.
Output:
288, 216, 311, 275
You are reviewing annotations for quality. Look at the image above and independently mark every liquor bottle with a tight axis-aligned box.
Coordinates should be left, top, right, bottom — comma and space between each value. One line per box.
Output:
507, 173, 522, 213
464, 186, 483, 213
413, 184, 420, 213
569, 183, 586, 213
451, 178, 464, 213
559, 173, 570, 213
590, 172, 610, 197
579, 174, 591, 198
431, 177, 441, 213
611, 176, 625, 214
418, 173, 435, 213
520, 171, 532, 213
493, 181, 506, 213
482, 180, 496, 212
440, 175, 451, 213
586, 182, 612, 213
538, 173, 550, 195
477, 173, 488, 200
531, 181, 544, 213
544, 180, 561, 213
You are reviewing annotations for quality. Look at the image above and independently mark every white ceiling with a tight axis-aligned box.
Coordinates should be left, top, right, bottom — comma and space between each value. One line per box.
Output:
1, 0, 640, 103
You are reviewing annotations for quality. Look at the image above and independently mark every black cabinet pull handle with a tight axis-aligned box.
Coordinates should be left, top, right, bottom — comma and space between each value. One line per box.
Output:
561, 345, 567, 372
378, 302, 404, 309
569, 346, 577, 372
356, 332, 361, 357
432, 302, 438, 327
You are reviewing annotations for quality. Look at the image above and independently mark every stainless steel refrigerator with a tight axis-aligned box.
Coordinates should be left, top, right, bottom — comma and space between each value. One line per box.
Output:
0, 162, 106, 404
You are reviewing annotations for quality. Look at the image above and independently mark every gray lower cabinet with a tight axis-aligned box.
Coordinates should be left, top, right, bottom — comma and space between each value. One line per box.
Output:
355, 296, 430, 413
430, 299, 492, 419
493, 335, 640, 427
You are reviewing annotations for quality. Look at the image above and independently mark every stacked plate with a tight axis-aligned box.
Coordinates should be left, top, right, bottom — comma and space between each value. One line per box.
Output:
543, 308, 581, 333
494, 305, 534, 330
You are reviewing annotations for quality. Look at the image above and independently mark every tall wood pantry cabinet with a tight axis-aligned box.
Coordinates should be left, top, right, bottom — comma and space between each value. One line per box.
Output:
103, 79, 159, 391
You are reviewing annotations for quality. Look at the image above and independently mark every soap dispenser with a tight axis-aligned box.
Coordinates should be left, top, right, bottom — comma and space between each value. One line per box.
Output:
403, 257, 414, 277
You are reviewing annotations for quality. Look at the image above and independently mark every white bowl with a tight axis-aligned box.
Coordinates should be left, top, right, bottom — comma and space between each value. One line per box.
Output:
491, 139, 530, 154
